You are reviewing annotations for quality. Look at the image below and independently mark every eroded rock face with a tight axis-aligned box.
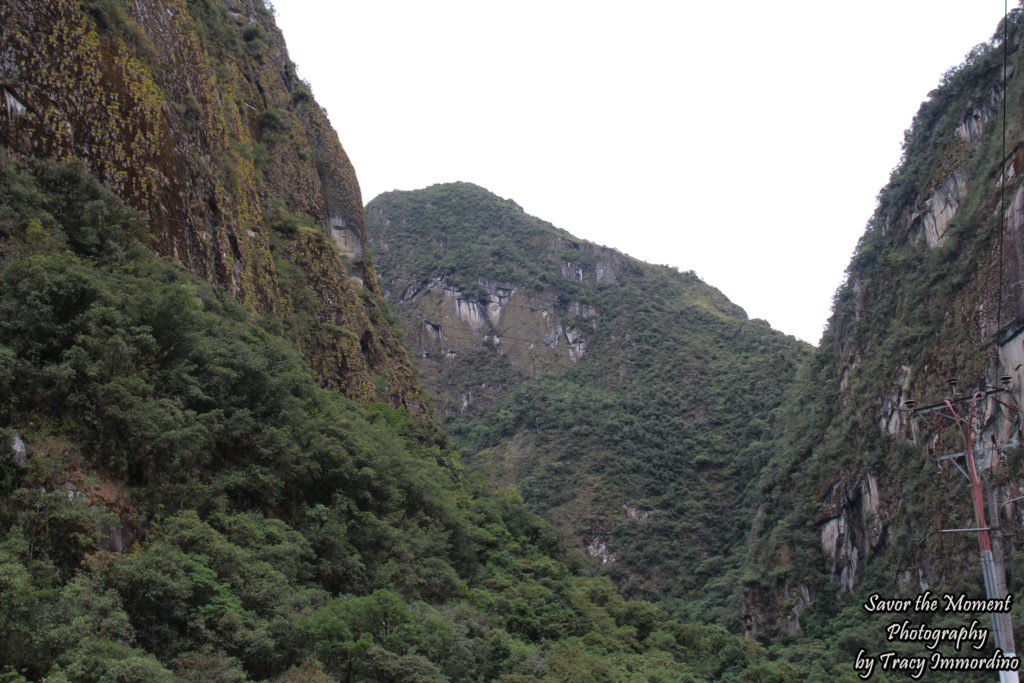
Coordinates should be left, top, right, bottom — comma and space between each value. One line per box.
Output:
375, 269, 591, 416
0, 0, 421, 408
329, 223, 365, 264
3, 0, 275, 309
996, 181, 1024, 329
878, 364, 913, 436
586, 536, 617, 564
366, 187, 652, 417
820, 473, 886, 593
784, 583, 817, 635
26, 444, 148, 554
8, 433, 26, 467
917, 169, 968, 248
623, 505, 655, 521
455, 297, 488, 330
283, 231, 420, 407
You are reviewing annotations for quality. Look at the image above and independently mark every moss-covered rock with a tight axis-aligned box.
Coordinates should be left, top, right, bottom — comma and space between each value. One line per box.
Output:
0, 0, 419, 407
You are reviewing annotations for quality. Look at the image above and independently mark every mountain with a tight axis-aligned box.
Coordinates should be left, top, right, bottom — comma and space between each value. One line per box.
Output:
738, 4, 1024, 672
8, 0, 1024, 679
367, 182, 810, 619
365, 7, 1024, 676
1, 0, 420, 408
0, 0, 795, 680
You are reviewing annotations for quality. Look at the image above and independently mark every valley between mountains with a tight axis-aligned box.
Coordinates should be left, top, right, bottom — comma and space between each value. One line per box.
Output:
3, 0, 1024, 680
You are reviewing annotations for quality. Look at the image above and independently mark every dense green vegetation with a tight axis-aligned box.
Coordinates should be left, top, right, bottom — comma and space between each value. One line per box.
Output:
368, 183, 578, 299
733, 7, 1024, 676
365, 15, 1024, 670
9, 0, 1024, 677
457, 277, 807, 618
367, 183, 810, 628
0, 155, 809, 680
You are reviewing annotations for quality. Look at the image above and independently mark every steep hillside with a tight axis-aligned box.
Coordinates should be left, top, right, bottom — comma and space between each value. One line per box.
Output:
13, 0, 1024, 678
0, 155, 722, 680
0, 1, 801, 680
367, 183, 810, 619
0, 0, 419, 408
739, 5, 1024, 673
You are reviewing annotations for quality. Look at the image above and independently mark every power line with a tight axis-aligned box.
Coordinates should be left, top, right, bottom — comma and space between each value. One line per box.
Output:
998, 0, 1009, 331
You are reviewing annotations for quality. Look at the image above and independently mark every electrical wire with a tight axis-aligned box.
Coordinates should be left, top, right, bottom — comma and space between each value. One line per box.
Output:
998, 0, 1009, 331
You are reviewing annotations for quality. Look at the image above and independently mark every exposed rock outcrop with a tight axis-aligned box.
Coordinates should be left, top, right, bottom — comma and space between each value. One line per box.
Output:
7, 433, 25, 467
819, 473, 886, 593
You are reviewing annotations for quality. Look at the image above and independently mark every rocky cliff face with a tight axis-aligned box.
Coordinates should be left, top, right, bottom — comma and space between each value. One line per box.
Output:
368, 184, 637, 418
744, 11, 1024, 637
0, 0, 419, 408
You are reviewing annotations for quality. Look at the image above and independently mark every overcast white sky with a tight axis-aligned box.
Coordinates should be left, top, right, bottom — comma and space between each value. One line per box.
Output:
271, 1, 1014, 344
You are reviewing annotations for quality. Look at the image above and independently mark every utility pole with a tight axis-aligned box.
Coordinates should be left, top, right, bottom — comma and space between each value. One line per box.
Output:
908, 378, 1020, 683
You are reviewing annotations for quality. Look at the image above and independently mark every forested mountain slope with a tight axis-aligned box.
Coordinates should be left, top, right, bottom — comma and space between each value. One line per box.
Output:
367, 183, 810, 619
736, 4, 1024, 674
9, 0, 1024, 679
366, 9, 1024, 678
0, 1, 791, 680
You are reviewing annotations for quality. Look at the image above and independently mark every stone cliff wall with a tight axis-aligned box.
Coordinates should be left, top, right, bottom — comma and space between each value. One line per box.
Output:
368, 195, 629, 418
745, 18, 1024, 635
0, 0, 419, 408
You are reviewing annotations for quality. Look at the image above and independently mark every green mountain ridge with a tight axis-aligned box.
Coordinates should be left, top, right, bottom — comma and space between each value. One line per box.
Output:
5, 0, 1024, 679
0, 0, 805, 680
366, 182, 810, 621
741, 5, 1024, 647
366, 6, 1024, 677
